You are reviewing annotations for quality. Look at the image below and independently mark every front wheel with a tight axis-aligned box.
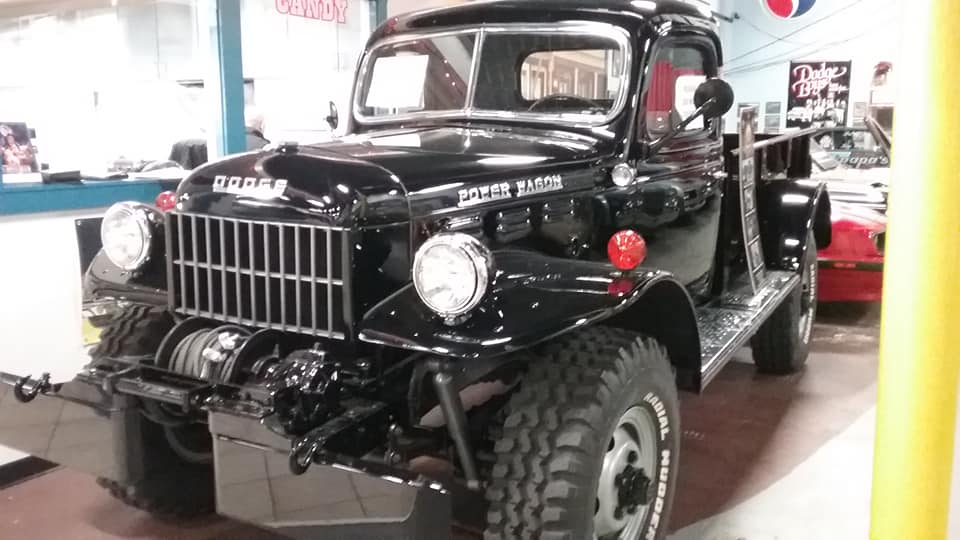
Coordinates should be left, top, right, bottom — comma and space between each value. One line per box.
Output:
751, 231, 818, 374
484, 327, 680, 540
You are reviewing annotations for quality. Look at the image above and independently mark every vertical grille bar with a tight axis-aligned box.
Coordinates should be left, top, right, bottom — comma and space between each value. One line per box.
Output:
279, 224, 287, 331
264, 225, 272, 325
165, 214, 176, 308
310, 228, 317, 332
190, 215, 200, 314
205, 216, 214, 317
248, 221, 257, 322
218, 217, 227, 320
294, 224, 302, 334
233, 220, 241, 323
177, 214, 187, 310
340, 230, 353, 332
326, 228, 334, 336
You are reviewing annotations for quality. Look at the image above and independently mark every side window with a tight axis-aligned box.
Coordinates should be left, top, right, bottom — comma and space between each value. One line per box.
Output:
644, 44, 710, 138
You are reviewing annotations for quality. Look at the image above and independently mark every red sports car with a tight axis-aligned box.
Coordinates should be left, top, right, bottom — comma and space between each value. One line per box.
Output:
817, 203, 885, 302
810, 120, 889, 302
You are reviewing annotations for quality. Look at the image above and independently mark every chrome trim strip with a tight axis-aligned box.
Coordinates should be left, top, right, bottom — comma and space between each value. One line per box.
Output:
177, 214, 187, 310
220, 220, 228, 320
190, 214, 200, 311
326, 227, 334, 336
311, 228, 318, 332
165, 214, 176, 308
205, 216, 214, 317
233, 221, 241, 323
171, 212, 349, 232
171, 260, 343, 285
352, 22, 633, 128
263, 225, 271, 325
294, 224, 302, 334
248, 221, 257, 322
340, 230, 353, 335
463, 27, 485, 117
279, 224, 287, 330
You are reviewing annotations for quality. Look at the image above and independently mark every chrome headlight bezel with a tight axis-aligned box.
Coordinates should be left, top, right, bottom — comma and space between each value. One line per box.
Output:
100, 202, 157, 271
412, 233, 493, 321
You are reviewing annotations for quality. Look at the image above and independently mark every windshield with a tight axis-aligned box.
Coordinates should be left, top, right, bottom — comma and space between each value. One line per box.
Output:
355, 24, 630, 125
810, 139, 843, 172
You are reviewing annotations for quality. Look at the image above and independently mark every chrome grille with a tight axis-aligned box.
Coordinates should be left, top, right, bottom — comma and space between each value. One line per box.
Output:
166, 212, 352, 339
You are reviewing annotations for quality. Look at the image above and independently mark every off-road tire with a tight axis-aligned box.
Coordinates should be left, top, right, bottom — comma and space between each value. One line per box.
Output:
751, 231, 818, 374
483, 327, 680, 540
91, 305, 215, 519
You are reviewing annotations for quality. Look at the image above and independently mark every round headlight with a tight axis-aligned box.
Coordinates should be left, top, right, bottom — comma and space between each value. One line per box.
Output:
101, 202, 154, 271
413, 233, 492, 319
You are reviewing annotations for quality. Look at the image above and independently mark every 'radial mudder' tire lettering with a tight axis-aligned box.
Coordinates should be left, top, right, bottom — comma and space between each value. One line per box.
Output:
646, 448, 671, 540
644, 392, 671, 441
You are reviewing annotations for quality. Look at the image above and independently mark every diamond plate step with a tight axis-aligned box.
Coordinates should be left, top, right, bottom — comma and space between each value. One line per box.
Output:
698, 270, 799, 387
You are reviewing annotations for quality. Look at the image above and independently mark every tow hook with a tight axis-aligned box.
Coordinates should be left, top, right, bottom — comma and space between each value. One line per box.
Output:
12, 373, 53, 403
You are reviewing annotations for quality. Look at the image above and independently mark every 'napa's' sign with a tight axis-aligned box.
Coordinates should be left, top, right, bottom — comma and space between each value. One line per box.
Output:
276, 0, 348, 24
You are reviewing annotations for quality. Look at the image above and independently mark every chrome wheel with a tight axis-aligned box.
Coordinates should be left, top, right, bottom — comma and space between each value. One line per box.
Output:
798, 256, 817, 344
594, 406, 659, 539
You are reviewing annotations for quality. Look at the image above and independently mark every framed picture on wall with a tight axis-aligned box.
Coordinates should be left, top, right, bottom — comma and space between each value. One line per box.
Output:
0, 122, 40, 177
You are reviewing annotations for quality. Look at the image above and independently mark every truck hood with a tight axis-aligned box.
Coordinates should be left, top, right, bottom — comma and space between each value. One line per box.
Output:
176, 125, 607, 226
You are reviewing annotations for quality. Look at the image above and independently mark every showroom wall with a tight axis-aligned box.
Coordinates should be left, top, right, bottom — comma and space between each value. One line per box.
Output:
716, 0, 898, 131
0, 0, 374, 171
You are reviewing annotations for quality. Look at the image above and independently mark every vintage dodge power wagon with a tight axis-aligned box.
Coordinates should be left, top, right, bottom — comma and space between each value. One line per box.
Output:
0, 1, 830, 538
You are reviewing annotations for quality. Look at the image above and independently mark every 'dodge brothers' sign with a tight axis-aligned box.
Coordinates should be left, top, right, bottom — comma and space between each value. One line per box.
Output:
276, 0, 348, 23
786, 60, 851, 129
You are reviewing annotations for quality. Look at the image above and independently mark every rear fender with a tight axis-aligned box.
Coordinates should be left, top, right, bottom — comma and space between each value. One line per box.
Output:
757, 180, 831, 271
358, 250, 702, 388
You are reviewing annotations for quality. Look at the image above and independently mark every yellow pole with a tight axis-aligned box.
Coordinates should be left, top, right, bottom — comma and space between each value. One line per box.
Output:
870, 1, 960, 538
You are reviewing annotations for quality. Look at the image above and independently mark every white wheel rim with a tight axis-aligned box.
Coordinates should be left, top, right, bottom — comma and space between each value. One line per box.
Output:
799, 257, 817, 344
594, 405, 659, 539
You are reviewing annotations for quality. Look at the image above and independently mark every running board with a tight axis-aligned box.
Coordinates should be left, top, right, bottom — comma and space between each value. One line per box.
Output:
697, 270, 800, 388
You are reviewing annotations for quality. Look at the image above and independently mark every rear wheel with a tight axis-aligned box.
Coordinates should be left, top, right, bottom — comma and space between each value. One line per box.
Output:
91, 305, 215, 518
484, 327, 679, 540
751, 231, 818, 374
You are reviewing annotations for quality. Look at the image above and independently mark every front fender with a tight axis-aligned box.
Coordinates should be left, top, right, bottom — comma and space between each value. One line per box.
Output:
77, 217, 167, 306
757, 179, 831, 271
358, 250, 697, 364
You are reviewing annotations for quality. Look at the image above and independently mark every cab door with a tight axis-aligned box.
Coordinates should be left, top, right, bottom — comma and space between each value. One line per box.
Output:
625, 33, 725, 301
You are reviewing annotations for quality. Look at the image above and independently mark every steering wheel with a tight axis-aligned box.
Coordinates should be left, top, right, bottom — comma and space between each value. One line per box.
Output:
528, 94, 603, 112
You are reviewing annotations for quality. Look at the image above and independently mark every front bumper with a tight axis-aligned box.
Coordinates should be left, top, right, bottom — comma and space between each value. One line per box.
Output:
210, 411, 450, 539
0, 370, 451, 540
0, 377, 145, 483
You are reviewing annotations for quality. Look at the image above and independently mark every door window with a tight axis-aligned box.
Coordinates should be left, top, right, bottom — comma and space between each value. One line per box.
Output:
644, 44, 710, 137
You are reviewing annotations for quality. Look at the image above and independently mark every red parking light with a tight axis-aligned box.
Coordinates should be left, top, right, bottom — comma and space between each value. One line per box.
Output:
607, 230, 646, 271
155, 191, 177, 212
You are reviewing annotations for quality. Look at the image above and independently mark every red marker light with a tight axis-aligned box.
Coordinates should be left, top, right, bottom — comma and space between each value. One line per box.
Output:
155, 191, 177, 212
607, 230, 647, 271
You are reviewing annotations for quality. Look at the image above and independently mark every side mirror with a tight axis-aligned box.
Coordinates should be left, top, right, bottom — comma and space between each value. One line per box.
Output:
693, 78, 734, 119
325, 101, 339, 130
648, 77, 734, 157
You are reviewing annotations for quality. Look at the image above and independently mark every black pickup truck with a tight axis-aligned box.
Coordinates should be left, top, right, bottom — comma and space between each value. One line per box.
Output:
0, 1, 829, 538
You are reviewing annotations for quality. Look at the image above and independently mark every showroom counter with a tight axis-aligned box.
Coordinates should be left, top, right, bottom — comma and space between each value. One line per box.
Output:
0, 178, 171, 215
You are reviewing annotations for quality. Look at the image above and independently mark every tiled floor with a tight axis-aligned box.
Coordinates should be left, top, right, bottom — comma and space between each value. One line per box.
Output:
0, 303, 883, 540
